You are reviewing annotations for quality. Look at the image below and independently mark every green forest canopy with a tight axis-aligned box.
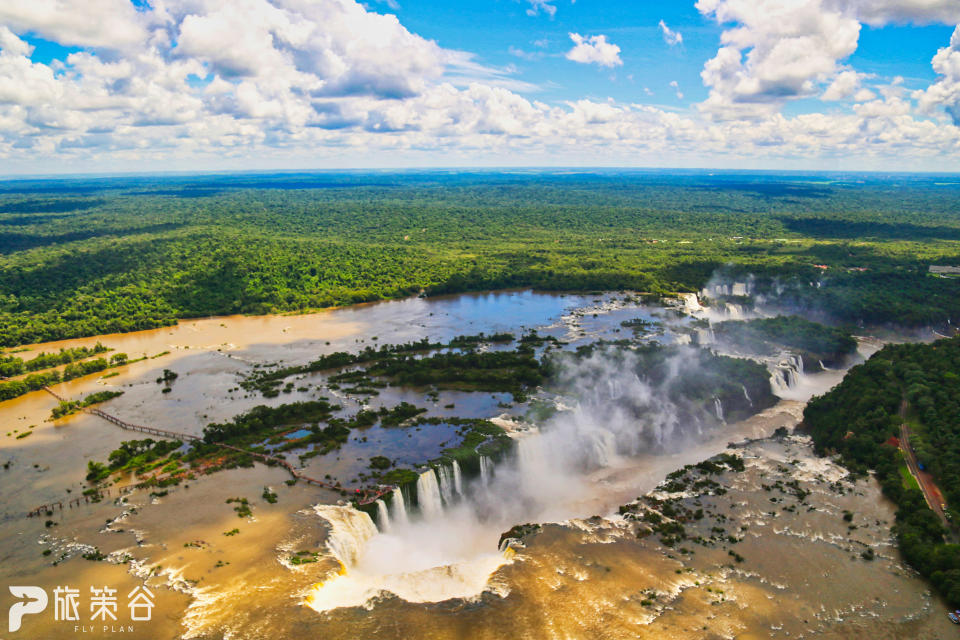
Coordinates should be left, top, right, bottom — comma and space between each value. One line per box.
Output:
804, 337, 960, 606
3, 171, 960, 347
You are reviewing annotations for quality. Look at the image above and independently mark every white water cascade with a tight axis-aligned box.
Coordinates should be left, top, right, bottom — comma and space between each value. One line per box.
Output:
701, 281, 751, 298
452, 460, 463, 497
389, 487, 408, 527
306, 344, 771, 615
479, 456, 492, 486
586, 427, 618, 468
702, 284, 730, 298
313, 505, 379, 568
713, 397, 724, 422
437, 465, 455, 505
724, 303, 745, 319
678, 293, 703, 313
741, 384, 753, 407
307, 500, 510, 612
771, 353, 804, 395
516, 433, 549, 485
695, 326, 715, 345
416, 469, 444, 518
375, 500, 391, 533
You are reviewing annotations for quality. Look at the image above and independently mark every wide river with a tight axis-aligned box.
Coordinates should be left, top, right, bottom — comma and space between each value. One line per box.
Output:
0, 290, 953, 639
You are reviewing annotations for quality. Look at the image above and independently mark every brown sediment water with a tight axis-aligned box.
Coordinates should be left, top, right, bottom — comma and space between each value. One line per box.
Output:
300, 435, 954, 640
0, 291, 952, 639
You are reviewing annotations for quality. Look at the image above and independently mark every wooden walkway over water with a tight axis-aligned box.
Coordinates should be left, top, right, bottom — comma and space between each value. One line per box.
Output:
28, 388, 393, 517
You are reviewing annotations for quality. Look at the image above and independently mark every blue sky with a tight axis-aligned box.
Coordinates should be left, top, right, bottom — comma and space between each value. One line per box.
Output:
0, 0, 959, 174
394, 1, 718, 105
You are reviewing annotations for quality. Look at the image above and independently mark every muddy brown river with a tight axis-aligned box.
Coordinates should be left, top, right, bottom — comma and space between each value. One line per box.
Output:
0, 290, 954, 639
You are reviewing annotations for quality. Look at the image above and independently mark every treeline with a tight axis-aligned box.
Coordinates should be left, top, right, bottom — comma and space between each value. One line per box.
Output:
804, 337, 960, 606
240, 337, 441, 395
0, 353, 129, 402
712, 315, 858, 365
366, 349, 545, 399
3, 174, 960, 347
52, 390, 123, 419
202, 400, 340, 444
0, 343, 110, 377
87, 438, 183, 482
242, 333, 525, 397
711, 268, 960, 330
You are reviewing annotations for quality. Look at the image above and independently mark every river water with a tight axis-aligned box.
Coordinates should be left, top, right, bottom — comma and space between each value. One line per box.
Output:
0, 289, 951, 639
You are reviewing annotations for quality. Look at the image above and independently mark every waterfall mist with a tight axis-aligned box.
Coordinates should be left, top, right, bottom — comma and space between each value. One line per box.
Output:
307, 346, 748, 611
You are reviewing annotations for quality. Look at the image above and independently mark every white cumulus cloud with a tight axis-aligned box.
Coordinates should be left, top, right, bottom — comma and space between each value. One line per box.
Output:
0, 0, 957, 171
914, 25, 960, 124
0, 0, 148, 49
696, 0, 861, 117
565, 33, 623, 68
829, 0, 960, 26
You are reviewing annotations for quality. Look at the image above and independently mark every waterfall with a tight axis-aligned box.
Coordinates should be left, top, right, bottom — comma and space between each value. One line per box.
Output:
416, 469, 444, 519
314, 505, 378, 568
479, 456, 492, 486
713, 397, 724, 422
701, 283, 735, 299
452, 460, 463, 497
679, 293, 702, 313
770, 353, 804, 395
437, 465, 455, 505
585, 427, 618, 468
741, 384, 753, 407
695, 326, 714, 345
724, 303, 744, 319
517, 435, 548, 485
770, 368, 789, 395
389, 487, 408, 527
375, 500, 391, 533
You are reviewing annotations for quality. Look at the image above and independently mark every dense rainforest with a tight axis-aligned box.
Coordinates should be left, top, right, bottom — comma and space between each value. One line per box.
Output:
804, 337, 960, 605
2, 170, 960, 347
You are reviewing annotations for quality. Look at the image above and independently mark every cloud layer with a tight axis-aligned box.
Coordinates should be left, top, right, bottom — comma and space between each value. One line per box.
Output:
0, 0, 958, 171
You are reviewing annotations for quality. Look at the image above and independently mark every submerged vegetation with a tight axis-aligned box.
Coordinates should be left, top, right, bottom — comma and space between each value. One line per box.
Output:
86, 438, 183, 483
362, 349, 543, 400
240, 334, 539, 399
3, 172, 960, 347
620, 453, 748, 550
0, 352, 131, 403
51, 390, 123, 419
0, 343, 109, 377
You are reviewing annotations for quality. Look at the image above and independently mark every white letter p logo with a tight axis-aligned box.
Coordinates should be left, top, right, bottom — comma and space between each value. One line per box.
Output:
8, 586, 47, 633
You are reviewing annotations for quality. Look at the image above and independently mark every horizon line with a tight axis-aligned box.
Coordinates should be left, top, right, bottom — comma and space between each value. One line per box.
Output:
3, 166, 960, 182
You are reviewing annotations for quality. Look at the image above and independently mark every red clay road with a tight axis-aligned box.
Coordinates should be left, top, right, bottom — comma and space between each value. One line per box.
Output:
900, 420, 954, 539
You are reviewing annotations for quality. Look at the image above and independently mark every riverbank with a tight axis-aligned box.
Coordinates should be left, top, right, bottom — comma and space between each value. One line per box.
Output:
0, 288, 950, 639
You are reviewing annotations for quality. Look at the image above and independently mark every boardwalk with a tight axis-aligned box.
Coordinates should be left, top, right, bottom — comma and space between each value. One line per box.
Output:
30, 387, 393, 517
